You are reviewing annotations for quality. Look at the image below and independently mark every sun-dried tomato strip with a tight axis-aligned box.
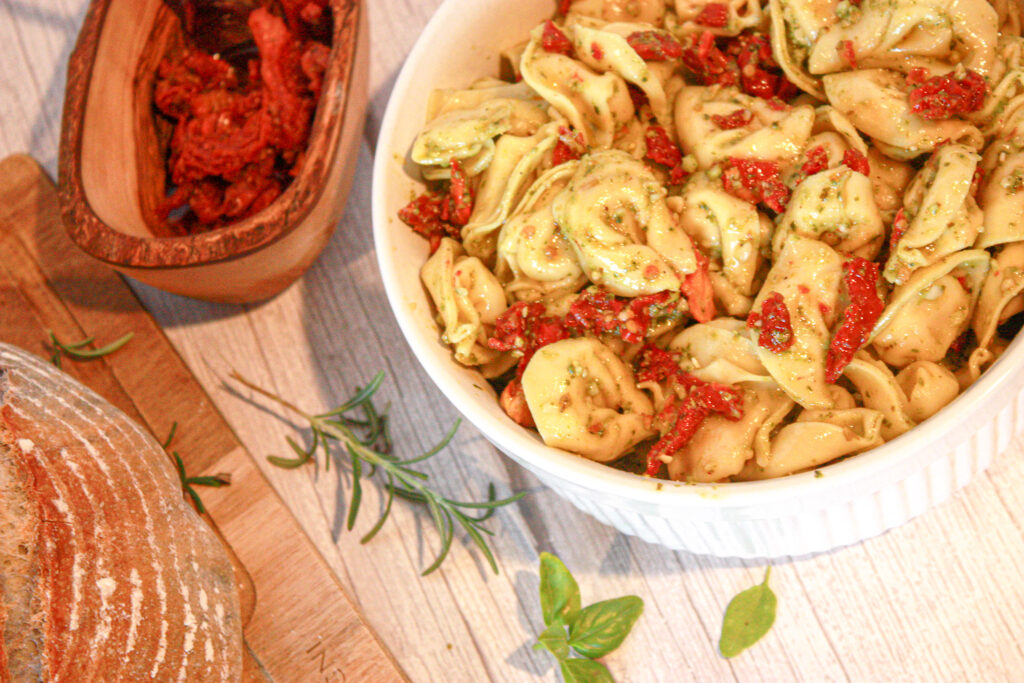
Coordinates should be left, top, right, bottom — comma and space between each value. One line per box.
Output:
721, 158, 790, 212
800, 145, 829, 177
679, 31, 797, 101
748, 291, 795, 352
695, 2, 730, 27
908, 70, 987, 120
398, 192, 461, 254
446, 158, 474, 226
627, 31, 685, 61
680, 249, 716, 323
890, 208, 908, 251
635, 348, 744, 476
839, 40, 857, 69
842, 148, 870, 175
906, 67, 930, 86
825, 258, 885, 382
552, 126, 585, 165
644, 126, 689, 184
541, 21, 574, 56
558, 0, 573, 14
499, 379, 535, 427
565, 289, 675, 343
487, 301, 569, 378
711, 109, 752, 129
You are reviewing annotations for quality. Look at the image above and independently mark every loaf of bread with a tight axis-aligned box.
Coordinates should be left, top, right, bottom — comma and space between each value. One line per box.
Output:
0, 344, 243, 681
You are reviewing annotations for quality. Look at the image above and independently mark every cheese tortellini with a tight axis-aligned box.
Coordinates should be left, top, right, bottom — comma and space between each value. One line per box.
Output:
400, 1, 1024, 483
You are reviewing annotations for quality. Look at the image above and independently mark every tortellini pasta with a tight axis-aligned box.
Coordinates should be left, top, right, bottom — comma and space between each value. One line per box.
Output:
401, 3, 1024, 483
521, 338, 655, 461
823, 69, 985, 160
421, 238, 509, 370
885, 144, 983, 283
773, 166, 885, 260
551, 149, 697, 296
521, 23, 635, 148
675, 86, 815, 169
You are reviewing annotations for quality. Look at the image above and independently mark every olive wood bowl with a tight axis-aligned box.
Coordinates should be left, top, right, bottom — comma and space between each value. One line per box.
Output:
58, 0, 367, 303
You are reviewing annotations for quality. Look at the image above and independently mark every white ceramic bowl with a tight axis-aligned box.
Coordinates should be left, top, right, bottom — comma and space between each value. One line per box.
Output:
372, 0, 1024, 558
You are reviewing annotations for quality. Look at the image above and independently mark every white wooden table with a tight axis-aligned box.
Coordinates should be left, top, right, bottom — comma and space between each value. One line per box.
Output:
4, 2, 1024, 681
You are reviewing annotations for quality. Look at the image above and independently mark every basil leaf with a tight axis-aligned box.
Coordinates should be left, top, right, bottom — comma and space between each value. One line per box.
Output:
560, 657, 614, 683
534, 623, 570, 661
719, 567, 777, 658
539, 552, 582, 627
567, 595, 644, 659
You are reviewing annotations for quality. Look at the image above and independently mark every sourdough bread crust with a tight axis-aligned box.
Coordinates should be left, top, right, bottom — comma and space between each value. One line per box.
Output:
0, 344, 243, 681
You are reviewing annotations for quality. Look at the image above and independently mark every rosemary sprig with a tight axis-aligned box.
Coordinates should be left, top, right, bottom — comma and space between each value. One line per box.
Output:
163, 421, 231, 514
47, 330, 133, 368
229, 370, 525, 575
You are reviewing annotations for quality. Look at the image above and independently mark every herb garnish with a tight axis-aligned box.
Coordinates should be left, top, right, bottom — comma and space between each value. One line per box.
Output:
229, 370, 525, 575
533, 552, 643, 682
719, 567, 777, 658
46, 330, 133, 368
163, 421, 231, 515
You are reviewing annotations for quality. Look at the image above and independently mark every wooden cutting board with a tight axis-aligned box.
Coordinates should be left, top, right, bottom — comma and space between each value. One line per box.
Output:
0, 154, 407, 682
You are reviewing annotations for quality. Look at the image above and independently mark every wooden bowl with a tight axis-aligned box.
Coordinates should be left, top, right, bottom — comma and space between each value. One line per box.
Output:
58, 0, 367, 303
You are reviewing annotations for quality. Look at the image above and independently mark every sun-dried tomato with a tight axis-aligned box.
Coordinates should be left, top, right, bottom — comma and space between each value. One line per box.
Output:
154, 50, 237, 118
446, 158, 474, 226
711, 108, 753, 129
644, 126, 689, 184
906, 67, 930, 86
541, 21, 574, 56
733, 33, 796, 100
721, 158, 790, 212
222, 153, 282, 217
558, 0, 573, 14
842, 148, 870, 175
565, 288, 675, 343
278, 0, 330, 35
890, 208, 908, 251
591, 42, 605, 60
553, 126, 585, 165
634, 345, 682, 384
680, 31, 796, 101
680, 249, 716, 323
628, 84, 650, 112
487, 302, 569, 378
800, 145, 829, 177
641, 364, 744, 476
300, 41, 330, 100
627, 31, 685, 60
695, 2, 730, 27
908, 70, 987, 120
825, 258, 884, 382
681, 30, 734, 85
398, 193, 460, 254
748, 291, 795, 352
839, 40, 857, 69
949, 331, 970, 353
154, 6, 330, 231
499, 379, 535, 427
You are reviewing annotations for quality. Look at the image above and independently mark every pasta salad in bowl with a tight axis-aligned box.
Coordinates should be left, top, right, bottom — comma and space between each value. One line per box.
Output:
373, 0, 1024, 557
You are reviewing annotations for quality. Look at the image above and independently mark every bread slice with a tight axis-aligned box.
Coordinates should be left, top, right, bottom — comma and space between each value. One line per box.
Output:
0, 344, 242, 681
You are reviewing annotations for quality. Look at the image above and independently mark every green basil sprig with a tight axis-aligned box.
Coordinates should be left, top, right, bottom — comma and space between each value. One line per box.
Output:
719, 567, 777, 658
533, 552, 643, 682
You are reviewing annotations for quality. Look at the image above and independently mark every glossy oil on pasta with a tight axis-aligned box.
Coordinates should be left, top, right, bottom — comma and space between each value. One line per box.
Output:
398, 0, 1024, 482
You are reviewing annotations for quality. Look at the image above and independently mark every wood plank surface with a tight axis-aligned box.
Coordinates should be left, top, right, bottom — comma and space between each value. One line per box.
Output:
3, 2, 1024, 682
0, 154, 405, 683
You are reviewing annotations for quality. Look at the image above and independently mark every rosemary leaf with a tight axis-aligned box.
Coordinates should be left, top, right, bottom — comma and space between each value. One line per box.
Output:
47, 330, 133, 366
165, 422, 231, 515
229, 370, 525, 575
